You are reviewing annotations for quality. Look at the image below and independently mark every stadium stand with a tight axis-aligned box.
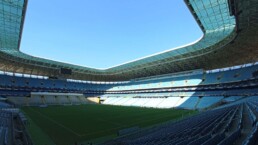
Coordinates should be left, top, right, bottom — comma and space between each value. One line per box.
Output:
0, 102, 11, 108
196, 96, 224, 109
0, 0, 258, 144
0, 64, 256, 95
102, 97, 258, 145
0, 101, 32, 145
0, 110, 11, 145
223, 96, 244, 103
7, 97, 27, 106
177, 96, 199, 109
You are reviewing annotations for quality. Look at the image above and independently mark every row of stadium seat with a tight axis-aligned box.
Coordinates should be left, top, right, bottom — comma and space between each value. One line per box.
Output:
7, 96, 90, 106
102, 96, 225, 109
109, 64, 258, 91
101, 86, 258, 109
0, 102, 11, 108
0, 64, 257, 94
102, 87, 258, 98
103, 97, 258, 145
0, 111, 11, 145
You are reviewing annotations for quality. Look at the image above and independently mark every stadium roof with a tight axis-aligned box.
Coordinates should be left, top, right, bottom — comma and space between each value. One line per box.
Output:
0, 0, 257, 81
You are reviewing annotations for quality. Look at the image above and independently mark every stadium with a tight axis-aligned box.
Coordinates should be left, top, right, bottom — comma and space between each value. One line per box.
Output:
0, 0, 258, 145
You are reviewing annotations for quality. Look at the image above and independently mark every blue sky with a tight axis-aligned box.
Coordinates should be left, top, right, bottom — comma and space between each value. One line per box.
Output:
20, 0, 202, 69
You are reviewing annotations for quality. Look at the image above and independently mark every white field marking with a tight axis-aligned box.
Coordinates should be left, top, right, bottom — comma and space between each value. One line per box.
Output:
29, 108, 82, 137
29, 107, 126, 137
29, 107, 190, 137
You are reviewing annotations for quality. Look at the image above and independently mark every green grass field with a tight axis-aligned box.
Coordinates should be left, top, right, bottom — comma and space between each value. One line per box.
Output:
22, 104, 196, 145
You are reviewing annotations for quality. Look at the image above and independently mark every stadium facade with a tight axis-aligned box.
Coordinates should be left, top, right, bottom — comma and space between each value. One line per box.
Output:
0, 0, 258, 145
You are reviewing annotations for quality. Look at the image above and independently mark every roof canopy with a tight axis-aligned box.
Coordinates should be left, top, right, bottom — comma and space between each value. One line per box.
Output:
0, 0, 257, 81
0, 0, 25, 50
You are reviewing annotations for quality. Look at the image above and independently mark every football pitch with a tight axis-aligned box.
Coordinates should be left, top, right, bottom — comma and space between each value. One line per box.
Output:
22, 104, 196, 145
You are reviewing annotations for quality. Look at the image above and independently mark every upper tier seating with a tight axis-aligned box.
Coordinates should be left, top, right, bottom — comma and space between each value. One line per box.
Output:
109, 64, 258, 91
0, 64, 257, 94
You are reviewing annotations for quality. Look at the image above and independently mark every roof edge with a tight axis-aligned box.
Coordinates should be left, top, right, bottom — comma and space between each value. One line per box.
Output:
183, 0, 205, 33
18, 0, 28, 50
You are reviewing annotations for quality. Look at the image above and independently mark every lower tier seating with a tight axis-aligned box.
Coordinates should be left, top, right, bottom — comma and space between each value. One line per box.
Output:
102, 96, 225, 109
102, 96, 258, 145
0, 111, 11, 145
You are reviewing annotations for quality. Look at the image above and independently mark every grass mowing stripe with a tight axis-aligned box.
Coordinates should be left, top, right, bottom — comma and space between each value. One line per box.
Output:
22, 110, 56, 145
111, 109, 190, 128
22, 104, 197, 145
28, 107, 82, 137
